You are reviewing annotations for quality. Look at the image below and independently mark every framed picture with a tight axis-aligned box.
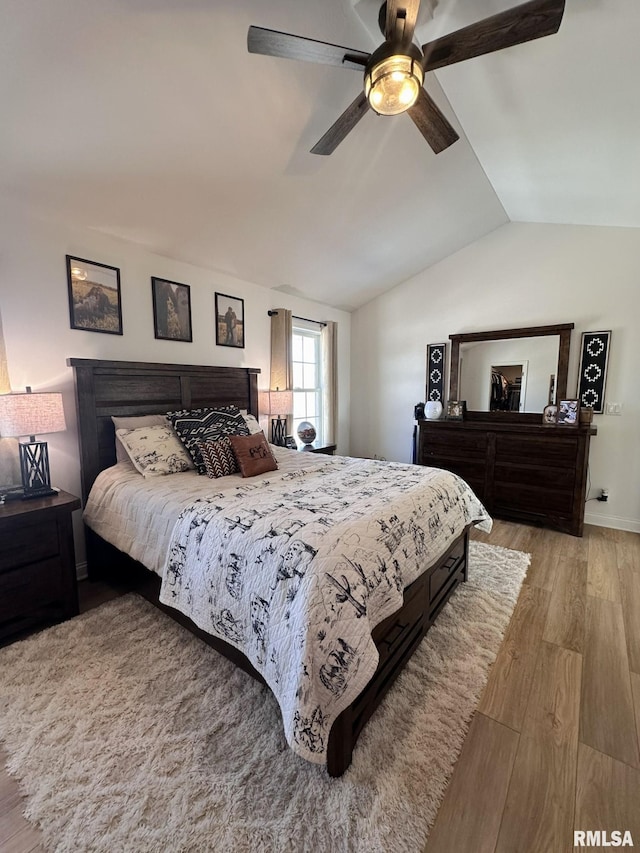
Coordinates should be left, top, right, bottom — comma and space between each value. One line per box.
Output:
556, 399, 579, 426
66, 255, 122, 335
426, 343, 447, 403
215, 292, 245, 348
284, 435, 298, 450
446, 400, 466, 421
577, 330, 611, 414
542, 404, 558, 425
151, 277, 192, 342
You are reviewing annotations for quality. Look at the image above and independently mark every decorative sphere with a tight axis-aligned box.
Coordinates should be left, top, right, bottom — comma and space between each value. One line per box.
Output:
425, 401, 443, 420
297, 421, 316, 445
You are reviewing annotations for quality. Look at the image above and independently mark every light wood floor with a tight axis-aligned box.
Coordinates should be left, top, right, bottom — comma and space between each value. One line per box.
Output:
1, 521, 639, 852
425, 521, 640, 853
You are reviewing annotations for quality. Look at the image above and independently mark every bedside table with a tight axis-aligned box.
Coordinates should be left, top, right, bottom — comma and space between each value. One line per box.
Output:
0, 490, 81, 644
299, 444, 337, 456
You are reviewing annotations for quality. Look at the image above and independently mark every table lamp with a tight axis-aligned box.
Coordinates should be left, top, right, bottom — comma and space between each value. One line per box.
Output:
0, 386, 66, 498
258, 389, 293, 447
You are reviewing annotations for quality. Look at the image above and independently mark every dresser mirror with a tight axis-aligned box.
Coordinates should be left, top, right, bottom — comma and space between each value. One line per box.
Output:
449, 323, 573, 416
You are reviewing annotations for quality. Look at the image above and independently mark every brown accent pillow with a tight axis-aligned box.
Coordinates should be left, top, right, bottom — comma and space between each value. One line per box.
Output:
229, 433, 278, 478
198, 438, 239, 478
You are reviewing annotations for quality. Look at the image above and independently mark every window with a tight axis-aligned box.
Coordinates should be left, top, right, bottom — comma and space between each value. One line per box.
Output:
292, 322, 323, 446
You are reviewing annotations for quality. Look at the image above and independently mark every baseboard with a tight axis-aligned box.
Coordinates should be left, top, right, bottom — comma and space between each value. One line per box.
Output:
584, 512, 640, 534
76, 561, 88, 581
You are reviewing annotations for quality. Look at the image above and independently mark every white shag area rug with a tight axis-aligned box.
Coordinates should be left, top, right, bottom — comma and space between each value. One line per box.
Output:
0, 541, 529, 853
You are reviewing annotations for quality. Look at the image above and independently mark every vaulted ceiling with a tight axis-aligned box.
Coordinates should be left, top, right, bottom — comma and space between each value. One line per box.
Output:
1, 0, 638, 310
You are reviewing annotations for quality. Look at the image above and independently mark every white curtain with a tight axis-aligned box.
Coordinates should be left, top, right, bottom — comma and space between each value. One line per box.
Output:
321, 321, 338, 446
269, 308, 293, 436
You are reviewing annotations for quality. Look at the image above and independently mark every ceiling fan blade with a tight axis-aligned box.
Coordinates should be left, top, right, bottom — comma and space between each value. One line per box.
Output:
407, 87, 459, 154
422, 0, 565, 72
385, 0, 422, 44
248, 26, 370, 71
311, 92, 370, 155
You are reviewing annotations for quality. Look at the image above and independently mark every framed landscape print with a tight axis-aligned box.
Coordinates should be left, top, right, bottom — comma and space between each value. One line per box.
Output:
215, 292, 245, 348
577, 330, 611, 414
66, 255, 122, 335
151, 277, 192, 342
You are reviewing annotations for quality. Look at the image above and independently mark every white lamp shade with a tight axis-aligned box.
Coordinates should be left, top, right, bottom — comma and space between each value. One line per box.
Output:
259, 389, 293, 417
0, 391, 66, 438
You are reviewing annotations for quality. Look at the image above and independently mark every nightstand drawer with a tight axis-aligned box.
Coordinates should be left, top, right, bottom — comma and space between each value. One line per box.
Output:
0, 556, 63, 623
0, 518, 59, 572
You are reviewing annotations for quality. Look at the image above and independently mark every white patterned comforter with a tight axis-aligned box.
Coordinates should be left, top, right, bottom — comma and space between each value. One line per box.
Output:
157, 454, 491, 765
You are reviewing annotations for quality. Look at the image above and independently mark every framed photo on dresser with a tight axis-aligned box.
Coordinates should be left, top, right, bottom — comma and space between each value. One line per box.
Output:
556, 399, 579, 426
446, 400, 466, 421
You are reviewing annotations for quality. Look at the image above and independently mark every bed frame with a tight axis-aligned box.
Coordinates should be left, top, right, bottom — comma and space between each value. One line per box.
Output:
69, 357, 471, 776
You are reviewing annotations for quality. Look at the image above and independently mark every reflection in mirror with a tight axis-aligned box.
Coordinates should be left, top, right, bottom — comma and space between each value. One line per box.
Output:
459, 336, 559, 413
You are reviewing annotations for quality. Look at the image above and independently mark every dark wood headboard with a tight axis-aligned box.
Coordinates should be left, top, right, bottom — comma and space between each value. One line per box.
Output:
68, 358, 260, 504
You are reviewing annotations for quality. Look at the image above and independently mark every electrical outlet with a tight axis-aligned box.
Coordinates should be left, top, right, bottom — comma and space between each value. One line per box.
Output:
597, 488, 609, 502
605, 402, 623, 415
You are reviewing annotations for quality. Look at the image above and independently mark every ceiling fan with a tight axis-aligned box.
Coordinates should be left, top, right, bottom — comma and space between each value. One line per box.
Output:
248, 0, 565, 155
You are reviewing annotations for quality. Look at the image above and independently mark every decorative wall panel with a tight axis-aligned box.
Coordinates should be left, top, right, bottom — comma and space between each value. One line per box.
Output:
426, 343, 447, 403
577, 331, 611, 414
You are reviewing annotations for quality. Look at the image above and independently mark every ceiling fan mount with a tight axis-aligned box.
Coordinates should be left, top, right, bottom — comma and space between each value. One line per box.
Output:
247, 0, 565, 156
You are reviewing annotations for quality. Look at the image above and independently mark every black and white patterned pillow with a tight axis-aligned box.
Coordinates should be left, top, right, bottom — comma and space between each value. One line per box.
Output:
167, 406, 249, 474
198, 438, 239, 478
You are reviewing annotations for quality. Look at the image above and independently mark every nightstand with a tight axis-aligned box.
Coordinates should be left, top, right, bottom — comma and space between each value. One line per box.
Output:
0, 490, 80, 644
299, 444, 337, 456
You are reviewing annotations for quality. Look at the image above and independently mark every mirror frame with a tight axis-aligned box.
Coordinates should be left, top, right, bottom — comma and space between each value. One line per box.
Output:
449, 323, 574, 415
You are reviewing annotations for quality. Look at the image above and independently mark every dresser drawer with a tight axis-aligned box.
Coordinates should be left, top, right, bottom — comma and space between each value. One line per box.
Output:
420, 427, 487, 459
493, 482, 575, 515
495, 434, 579, 469
494, 462, 575, 491
0, 518, 59, 572
0, 556, 63, 623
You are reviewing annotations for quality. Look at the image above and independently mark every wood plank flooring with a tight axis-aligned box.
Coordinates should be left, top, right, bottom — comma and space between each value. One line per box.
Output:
425, 521, 640, 853
0, 521, 638, 852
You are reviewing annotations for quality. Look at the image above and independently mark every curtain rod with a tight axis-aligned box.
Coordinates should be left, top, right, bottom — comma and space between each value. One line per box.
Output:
268, 310, 326, 327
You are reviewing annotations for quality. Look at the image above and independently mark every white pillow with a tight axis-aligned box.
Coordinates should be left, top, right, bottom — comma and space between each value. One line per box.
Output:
116, 425, 195, 477
240, 411, 264, 435
112, 414, 168, 462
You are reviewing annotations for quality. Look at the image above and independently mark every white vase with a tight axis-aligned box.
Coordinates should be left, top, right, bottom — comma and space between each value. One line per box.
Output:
424, 401, 443, 420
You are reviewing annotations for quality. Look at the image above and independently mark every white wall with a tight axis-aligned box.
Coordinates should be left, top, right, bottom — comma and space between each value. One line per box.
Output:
350, 222, 640, 532
0, 202, 351, 562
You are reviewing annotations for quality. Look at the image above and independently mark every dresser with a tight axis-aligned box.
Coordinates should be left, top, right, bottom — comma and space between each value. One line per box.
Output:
416, 418, 595, 536
0, 490, 80, 643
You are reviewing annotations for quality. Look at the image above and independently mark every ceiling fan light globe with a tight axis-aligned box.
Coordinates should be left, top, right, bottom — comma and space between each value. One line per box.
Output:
365, 53, 424, 116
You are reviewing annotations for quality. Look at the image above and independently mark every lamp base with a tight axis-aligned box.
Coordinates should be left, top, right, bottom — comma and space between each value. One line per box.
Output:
22, 487, 58, 500
19, 439, 55, 499
270, 417, 287, 447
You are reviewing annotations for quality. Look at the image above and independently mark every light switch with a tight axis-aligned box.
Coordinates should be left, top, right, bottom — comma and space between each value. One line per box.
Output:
605, 402, 623, 415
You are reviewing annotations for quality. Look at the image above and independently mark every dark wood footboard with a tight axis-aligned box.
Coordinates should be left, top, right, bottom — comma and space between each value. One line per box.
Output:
86, 523, 470, 776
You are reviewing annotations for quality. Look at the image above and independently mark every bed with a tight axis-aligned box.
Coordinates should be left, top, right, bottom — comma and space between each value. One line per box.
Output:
69, 357, 491, 775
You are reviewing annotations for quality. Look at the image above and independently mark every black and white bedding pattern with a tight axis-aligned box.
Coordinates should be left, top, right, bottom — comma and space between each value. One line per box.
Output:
159, 456, 491, 765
